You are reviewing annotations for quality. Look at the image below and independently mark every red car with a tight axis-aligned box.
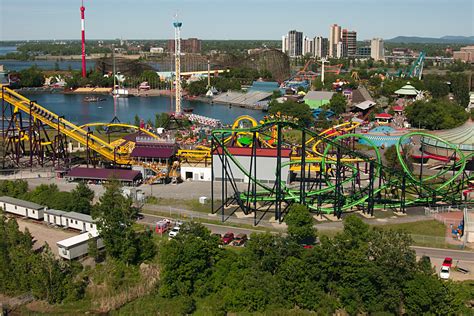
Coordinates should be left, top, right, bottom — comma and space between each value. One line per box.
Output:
221, 232, 234, 245
442, 257, 453, 267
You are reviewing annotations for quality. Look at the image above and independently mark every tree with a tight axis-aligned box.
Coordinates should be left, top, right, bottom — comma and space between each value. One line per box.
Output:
17, 66, 45, 87
159, 222, 220, 298
326, 93, 347, 115
155, 112, 170, 128
87, 235, 99, 263
404, 99, 468, 130
70, 182, 94, 214
134, 114, 141, 127
384, 145, 413, 172
268, 100, 314, 126
284, 204, 316, 244
92, 180, 155, 264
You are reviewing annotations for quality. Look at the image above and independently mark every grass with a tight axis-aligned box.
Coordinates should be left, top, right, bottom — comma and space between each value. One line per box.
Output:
377, 220, 446, 237
141, 207, 276, 233
145, 197, 219, 214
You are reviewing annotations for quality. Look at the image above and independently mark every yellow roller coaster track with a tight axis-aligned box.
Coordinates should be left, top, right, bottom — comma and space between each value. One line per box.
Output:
0, 85, 148, 165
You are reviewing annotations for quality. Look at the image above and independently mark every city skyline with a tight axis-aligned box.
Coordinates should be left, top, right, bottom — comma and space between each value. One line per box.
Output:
1, 0, 473, 41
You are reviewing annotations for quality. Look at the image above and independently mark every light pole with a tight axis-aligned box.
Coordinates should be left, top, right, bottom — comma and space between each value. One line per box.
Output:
320, 58, 328, 85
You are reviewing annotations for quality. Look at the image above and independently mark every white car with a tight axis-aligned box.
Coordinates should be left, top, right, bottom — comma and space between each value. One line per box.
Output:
439, 266, 450, 280
168, 226, 181, 238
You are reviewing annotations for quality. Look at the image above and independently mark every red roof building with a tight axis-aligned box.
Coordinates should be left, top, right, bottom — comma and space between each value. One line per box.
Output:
66, 167, 142, 184
392, 105, 404, 112
375, 113, 393, 119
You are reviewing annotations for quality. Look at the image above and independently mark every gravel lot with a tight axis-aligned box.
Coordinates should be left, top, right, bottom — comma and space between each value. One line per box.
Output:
16, 218, 78, 257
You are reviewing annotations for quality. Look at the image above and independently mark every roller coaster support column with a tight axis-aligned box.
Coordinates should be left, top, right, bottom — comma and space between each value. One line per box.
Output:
275, 122, 282, 222
221, 133, 226, 223
334, 146, 343, 218
300, 130, 306, 204
28, 101, 33, 168
253, 132, 258, 226
401, 175, 406, 214
211, 137, 214, 214
245, 132, 257, 215
86, 131, 92, 167
367, 161, 375, 216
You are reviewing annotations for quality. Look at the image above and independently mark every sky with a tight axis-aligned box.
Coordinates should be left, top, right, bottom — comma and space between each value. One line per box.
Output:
0, 0, 473, 41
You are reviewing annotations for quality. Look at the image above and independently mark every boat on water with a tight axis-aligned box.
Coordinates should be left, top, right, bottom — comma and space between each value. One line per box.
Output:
83, 96, 105, 102
112, 87, 130, 98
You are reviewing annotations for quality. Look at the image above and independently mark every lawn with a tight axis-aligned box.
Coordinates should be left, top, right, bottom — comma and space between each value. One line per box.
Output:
378, 220, 446, 237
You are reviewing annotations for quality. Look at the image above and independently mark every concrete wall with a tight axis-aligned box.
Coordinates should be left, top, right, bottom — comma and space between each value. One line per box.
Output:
181, 166, 212, 181
213, 155, 290, 184
1, 202, 43, 220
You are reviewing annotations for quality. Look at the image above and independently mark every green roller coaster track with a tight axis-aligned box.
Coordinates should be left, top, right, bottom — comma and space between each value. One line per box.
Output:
212, 118, 473, 221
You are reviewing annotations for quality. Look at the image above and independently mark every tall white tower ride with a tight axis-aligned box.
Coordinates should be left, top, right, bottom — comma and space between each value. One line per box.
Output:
173, 17, 182, 114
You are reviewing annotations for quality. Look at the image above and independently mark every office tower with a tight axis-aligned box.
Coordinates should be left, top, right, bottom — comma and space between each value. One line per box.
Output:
314, 36, 329, 58
303, 36, 314, 56
371, 38, 385, 61
287, 30, 303, 57
329, 24, 341, 57
282, 35, 288, 53
342, 29, 357, 56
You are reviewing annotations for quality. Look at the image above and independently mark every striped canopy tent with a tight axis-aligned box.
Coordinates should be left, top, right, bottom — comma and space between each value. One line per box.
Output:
395, 82, 419, 96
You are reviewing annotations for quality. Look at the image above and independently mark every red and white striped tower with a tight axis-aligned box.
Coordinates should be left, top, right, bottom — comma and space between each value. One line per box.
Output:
80, 0, 86, 77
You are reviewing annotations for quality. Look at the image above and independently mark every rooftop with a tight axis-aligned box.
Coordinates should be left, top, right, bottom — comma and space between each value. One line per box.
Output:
57, 230, 99, 249
66, 211, 95, 223
395, 82, 419, 96
66, 167, 141, 182
423, 119, 474, 152
354, 100, 376, 111
213, 147, 292, 158
304, 91, 334, 101
130, 145, 176, 159
0, 196, 44, 210
44, 209, 67, 216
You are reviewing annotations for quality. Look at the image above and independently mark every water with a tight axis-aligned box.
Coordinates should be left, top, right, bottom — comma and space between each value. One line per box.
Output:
23, 93, 265, 125
1, 60, 96, 72
0, 60, 168, 72
0, 46, 17, 56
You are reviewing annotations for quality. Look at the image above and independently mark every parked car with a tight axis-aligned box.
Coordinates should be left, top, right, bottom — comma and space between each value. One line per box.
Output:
442, 257, 453, 267
168, 226, 181, 238
221, 232, 234, 245
440, 266, 450, 280
231, 233, 248, 246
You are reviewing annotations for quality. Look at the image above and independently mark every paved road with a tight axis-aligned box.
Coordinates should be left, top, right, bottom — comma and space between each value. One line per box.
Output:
412, 246, 474, 262
139, 213, 474, 262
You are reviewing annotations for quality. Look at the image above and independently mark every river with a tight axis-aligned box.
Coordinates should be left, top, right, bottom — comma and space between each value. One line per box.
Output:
23, 93, 265, 126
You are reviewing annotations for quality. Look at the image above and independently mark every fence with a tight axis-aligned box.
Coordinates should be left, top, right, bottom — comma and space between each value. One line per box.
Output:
410, 234, 466, 249
424, 205, 472, 216
0, 167, 56, 180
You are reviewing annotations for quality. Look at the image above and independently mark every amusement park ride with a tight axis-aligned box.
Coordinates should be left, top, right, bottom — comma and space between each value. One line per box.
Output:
0, 85, 472, 223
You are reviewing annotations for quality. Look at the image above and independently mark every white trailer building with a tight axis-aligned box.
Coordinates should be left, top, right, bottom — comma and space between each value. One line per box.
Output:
57, 230, 104, 260
61, 212, 97, 232
0, 196, 45, 220
44, 209, 67, 226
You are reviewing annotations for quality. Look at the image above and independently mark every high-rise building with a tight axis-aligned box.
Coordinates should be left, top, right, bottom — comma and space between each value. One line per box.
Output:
281, 35, 288, 53
371, 38, 385, 61
329, 24, 341, 57
336, 42, 345, 58
287, 30, 303, 57
167, 38, 202, 54
303, 36, 314, 56
314, 36, 329, 58
342, 29, 357, 56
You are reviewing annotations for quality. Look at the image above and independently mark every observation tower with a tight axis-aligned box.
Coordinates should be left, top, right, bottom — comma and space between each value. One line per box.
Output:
173, 17, 183, 114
